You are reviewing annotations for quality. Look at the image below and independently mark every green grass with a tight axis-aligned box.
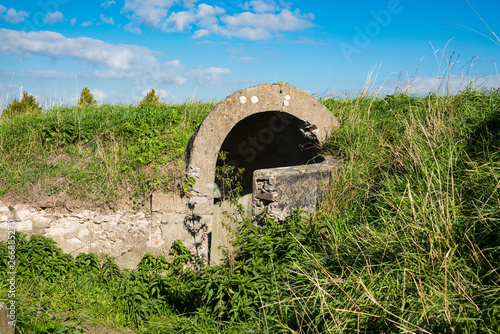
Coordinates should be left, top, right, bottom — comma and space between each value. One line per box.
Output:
0, 101, 214, 208
0, 88, 499, 333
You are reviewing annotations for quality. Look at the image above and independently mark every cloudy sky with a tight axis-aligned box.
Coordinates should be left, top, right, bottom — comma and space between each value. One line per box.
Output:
0, 0, 499, 107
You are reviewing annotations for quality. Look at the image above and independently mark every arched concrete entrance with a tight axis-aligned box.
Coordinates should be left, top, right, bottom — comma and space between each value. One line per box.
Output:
185, 83, 338, 263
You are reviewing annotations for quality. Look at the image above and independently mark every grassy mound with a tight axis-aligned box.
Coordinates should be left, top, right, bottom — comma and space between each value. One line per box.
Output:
0, 88, 499, 333
0, 101, 214, 209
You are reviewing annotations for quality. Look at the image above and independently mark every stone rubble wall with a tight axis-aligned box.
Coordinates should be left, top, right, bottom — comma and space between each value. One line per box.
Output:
0, 193, 192, 269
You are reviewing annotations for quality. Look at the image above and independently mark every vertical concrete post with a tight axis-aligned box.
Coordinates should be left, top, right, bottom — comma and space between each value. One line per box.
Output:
0, 302, 14, 334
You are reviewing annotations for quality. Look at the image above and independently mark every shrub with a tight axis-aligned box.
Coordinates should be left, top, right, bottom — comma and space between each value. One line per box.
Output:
140, 89, 160, 106
1, 91, 42, 118
77, 87, 97, 107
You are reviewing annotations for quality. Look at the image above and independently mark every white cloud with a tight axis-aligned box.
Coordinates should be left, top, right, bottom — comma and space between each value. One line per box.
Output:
100, 14, 115, 25
121, 0, 175, 28
196, 3, 225, 24
242, 0, 278, 13
80, 15, 114, 27
124, 22, 142, 34
380, 75, 500, 96
101, 0, 116, 9
162, 4, 226, 32
45, 11, 64, 25
70, 17, 76, 26
0, 28, 231, 102
95, 59, 187, 85
231, 56, 257, 63
89, 89, 109, 102
81, 20, 94, 27
165, 11, 197, 32
0, 29, 158, 72
222, 9, 313, 31
182, 0, 199, 8
193, 29, 209, 38
0, 5, 30, 24
232, 27, 272, 40
188, 67, 231, 85
191, 5, 308, 40
120, 1, 315, 40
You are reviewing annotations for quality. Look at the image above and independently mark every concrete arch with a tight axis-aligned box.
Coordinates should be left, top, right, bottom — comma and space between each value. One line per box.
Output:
186, 83, 338, 215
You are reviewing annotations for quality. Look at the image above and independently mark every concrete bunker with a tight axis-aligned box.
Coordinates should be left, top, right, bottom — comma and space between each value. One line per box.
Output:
186, 83, 341, 264
0, 83, 341, 270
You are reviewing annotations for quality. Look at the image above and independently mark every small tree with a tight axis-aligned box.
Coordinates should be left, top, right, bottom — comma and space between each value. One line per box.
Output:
77, 87, 97, 107
140, 89, 160, 106
2, 91, 42, 118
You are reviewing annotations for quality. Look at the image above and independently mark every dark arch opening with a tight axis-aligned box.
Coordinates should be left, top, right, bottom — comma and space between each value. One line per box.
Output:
214, 111, 325, 198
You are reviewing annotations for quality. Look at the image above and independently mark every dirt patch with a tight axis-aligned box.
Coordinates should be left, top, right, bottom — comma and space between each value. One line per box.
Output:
38, 153, 73, 165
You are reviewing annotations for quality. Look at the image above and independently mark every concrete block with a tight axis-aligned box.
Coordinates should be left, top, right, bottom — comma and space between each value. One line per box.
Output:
152, 193, 187, 213
253, 157, 342, 221
32, 216, 51, 235
114, 241, 148, 269
15, 220, 32, 232
160, 221, 191, 241
188, 196, 213, 215
162, 212, 186, 225
147, 226, 165, 247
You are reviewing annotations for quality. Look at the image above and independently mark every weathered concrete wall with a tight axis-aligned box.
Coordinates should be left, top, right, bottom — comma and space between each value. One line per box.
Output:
211, 193, 252, 265
0, 193, 191, 269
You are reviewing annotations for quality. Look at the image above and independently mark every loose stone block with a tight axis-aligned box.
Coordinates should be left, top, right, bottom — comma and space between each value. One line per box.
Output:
253, 157, 342, 221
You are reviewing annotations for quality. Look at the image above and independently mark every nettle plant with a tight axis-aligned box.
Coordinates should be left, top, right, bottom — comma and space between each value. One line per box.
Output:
214, 151, 246, 272
215, 151, 245, 214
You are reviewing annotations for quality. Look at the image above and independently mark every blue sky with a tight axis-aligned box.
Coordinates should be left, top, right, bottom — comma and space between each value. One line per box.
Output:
0, 0, 499, 107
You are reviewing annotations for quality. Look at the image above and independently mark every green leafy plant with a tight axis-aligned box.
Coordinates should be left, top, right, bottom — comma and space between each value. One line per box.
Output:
215, 151, 244, 208
0, 100, 215, 208
182, 175, 195, 193
137, 253, 168, 272
169, 240, 193, 275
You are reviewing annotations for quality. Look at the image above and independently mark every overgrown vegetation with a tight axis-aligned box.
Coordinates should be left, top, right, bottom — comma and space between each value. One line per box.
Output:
0, 99, 214, 208
0, 88, 499, 333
